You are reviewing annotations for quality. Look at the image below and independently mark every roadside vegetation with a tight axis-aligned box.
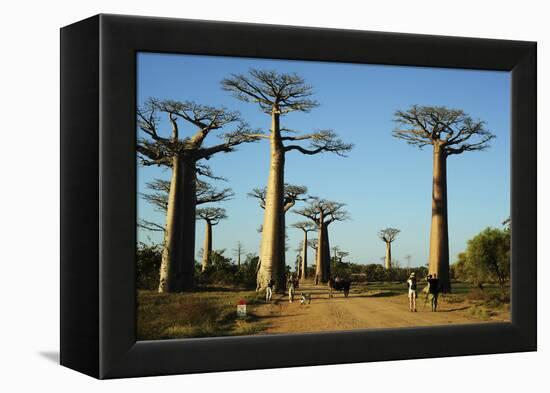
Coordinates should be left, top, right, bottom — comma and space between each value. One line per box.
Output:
137, 222, 510, 339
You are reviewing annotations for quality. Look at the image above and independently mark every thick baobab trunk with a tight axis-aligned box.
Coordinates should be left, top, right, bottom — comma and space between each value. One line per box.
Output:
257, 109, 286, 292
322, 223, 331, 281
315, 225, 323, 283
201, 220, 212, 272
301, 231, 308, 279
316, 222, 331, 283
384, 242, 392, 270
158, 157, 182, 292
158, 156, 197, 293
278, 209, 287, 292
428, 144, 451, 292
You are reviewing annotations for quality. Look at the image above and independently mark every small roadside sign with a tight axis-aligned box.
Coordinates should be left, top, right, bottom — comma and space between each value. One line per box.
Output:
237, 299, 247, 317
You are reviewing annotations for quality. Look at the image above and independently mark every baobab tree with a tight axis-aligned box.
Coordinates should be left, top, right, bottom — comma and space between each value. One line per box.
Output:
405, 254, 412, 275
223, 70, 352, 291
249, 183, 308, 291
294, 198, 350, 283
308, 239, 319, 266
332, 247, 349, 263
291, 221, 316, 279
393, 105, 495, 292
307, 238, 319, 280
378, 228, 400, 270
233, 241, 245, 267
137, 98, 259, 292
331, 246, 341, 262
196, 207, 227, 271
339, 251, 349, 262
294, 243, 303, 255
294, 252, 302, 276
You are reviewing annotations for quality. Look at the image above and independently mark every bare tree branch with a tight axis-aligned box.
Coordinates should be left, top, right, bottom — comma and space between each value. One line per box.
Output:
195, 162, 227, 181
138, 218, 165, 233
141, 178, 233, 212
195, 122, 264, 160
284, 130, 353, 157
248, 184, 308, 211
196, 180, 234, 205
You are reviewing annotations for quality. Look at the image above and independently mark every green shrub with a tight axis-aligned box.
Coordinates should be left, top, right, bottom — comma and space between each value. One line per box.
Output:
197, 250, 259, 289
136, 242, 162, 290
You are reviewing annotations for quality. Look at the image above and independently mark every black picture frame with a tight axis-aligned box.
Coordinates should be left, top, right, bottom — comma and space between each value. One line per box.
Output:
60, 14, 536, 379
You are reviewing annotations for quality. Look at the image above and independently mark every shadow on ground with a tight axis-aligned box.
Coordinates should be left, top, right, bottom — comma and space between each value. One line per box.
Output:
38, 351, 59, 364
352, 291, 402, 298
437, 306, 471, 313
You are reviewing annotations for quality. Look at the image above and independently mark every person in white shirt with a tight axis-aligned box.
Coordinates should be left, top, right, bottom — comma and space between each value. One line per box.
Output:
288, 277, 295, 303
407, 272, 418, 312
265, 279, 274, 303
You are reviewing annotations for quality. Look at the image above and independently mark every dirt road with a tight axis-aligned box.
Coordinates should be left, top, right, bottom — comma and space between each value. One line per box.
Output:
253, 283, 508, 334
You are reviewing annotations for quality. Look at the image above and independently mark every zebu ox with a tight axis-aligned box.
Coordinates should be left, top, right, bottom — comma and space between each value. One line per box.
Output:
328, 277, 351, 298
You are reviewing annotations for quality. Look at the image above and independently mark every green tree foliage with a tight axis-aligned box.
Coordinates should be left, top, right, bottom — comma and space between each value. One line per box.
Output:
330, 259, 352, 279
452, 227, 510, 289
137, 242, 163, 290
346, 263, 427, 283
196, 250, 260, 289
239, 253, 261, 288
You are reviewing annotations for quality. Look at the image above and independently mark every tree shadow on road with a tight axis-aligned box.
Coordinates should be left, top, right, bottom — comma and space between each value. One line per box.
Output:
351, 291, 402, 298
436, 306, 471, 313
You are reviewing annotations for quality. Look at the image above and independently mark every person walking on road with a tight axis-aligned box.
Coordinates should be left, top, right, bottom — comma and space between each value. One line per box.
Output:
407, 272, 418, 312
427, 273, 440, 312
288, 275, 295, 303
266, 279, 274, 303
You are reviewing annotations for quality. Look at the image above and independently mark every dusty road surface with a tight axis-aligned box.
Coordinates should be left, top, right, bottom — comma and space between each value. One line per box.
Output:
253, 283, 509, 334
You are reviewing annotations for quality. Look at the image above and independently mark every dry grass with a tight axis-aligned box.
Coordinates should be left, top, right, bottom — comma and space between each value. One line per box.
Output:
448, 285, 510, 321
137, 290, 268, 340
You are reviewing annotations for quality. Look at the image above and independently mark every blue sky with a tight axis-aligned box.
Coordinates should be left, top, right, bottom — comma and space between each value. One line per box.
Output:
137, 52, 510, 268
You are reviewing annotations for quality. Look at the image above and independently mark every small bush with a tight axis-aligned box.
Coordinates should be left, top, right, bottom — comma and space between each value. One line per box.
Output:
468, 305, 496, 320
465, 287, 510, 307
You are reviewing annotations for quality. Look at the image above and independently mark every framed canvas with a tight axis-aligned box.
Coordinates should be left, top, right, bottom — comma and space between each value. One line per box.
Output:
60, 14, 536, 379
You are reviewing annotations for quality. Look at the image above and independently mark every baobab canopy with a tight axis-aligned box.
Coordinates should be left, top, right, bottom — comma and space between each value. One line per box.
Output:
392, 105, 495, 154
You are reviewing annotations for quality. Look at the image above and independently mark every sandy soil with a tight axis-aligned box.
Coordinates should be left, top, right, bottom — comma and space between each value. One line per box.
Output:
253, 283, 509, 334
